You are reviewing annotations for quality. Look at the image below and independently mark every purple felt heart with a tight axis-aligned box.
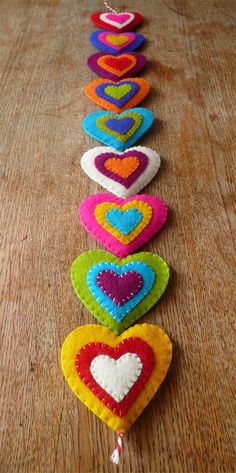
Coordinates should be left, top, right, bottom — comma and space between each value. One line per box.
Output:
106, 116, 135, 134
96, 270, 143, 306
95, 150, 148, 188
87, 52, 147, 82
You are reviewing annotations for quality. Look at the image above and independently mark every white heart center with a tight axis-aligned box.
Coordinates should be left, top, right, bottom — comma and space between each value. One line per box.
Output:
90, 353, 143, 402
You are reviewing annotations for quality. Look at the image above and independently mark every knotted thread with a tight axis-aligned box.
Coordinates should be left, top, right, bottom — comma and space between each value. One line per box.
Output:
110, 432, 124, 464
104, 0, 119, 14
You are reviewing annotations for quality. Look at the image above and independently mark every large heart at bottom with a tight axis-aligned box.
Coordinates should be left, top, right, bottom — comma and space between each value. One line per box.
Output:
61, 323, 173, 433
71, 250, 170, 334
82, 108, 154, 151
80, 194, 168, 258
81, 146, 161, 198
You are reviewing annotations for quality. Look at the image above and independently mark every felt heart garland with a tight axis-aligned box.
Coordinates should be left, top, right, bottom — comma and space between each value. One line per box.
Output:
61, 3, 175, 465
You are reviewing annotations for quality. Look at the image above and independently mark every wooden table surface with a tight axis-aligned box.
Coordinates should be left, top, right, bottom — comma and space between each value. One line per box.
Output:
1, 0, 235, 472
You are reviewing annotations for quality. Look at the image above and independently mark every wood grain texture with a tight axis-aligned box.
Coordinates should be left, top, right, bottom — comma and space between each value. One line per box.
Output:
0, 0, 235, 472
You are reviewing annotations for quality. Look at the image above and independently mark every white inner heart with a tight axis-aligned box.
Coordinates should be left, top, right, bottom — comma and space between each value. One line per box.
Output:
100, 12, 135, 29
90, 353, 143, 402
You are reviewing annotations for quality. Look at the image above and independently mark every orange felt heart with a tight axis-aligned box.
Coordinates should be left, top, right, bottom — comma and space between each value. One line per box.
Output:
104, 156, 140, 179
84, 78, 150, 113
98, 54, 137, 77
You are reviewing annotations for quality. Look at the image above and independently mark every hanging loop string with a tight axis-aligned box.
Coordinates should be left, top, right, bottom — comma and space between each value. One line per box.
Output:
110, 433, 124, 464
104, 0, 119, 14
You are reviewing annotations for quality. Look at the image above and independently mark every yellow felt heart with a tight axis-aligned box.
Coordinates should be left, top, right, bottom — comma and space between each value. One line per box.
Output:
106, 34, 130, 46
94, 200, 153, 244
61, 324, 173, 433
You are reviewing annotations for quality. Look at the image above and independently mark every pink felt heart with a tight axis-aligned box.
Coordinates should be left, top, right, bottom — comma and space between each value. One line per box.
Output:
106, 13, 131, 24
79, 194, 168, 258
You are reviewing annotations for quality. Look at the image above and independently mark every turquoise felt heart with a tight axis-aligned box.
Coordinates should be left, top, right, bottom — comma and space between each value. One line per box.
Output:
82, 108, 154, 151
71, 250, 170, 334
106, 208, 142, 235
87, 260, 155, 322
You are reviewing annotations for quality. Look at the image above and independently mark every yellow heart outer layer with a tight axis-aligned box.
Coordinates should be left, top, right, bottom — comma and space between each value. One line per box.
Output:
94, 200, 153, 244
61, 324, 173, 434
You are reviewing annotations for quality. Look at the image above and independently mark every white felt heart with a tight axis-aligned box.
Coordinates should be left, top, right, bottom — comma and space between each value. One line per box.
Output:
90, 353, 142, 402
81, 146, 161, 198
100, 12, 135, 29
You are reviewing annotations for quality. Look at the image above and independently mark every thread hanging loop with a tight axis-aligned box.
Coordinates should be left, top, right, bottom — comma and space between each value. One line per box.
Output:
104, 0, 119, 14
110, 433, 124, 464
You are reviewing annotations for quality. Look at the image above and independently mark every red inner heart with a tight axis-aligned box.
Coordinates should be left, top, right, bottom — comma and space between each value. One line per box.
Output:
75, 338, 155, 417
104, 56, 132, 71
96, 270, 143, 306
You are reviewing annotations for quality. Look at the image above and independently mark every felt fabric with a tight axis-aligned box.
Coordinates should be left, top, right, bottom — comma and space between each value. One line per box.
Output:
61, 323, 173, 433
90, 352, 143, 403
90, 30, 145, 55
96, 269, 144, 306
86, 260, 155, 322
85, 78, 150, 113
105, 208, 143, 234
91, 11, 143, 32
76, 338, 153, 416
82, 108, 154, 151
70, 250, 170, 334
80, 146, 161, 198
79, 193, 168, 258
87, 52, 147, 81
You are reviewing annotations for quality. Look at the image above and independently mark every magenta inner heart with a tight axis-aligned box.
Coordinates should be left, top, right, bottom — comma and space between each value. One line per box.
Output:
106, 13, 131, 24
96, 270, 143, 306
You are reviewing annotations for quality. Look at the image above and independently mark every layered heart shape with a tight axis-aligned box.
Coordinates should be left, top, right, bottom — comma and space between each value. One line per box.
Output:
80, 194, 168, 257
61, 323, 172, 433
90, 351, 144, 404
82, 108, 154, 151
87, 52, 147, 81
91, 11, 143, 32
81, 146, 161, 198
85, 78, 150, 113
90, 30, 145, 55
71, 250, 170, 334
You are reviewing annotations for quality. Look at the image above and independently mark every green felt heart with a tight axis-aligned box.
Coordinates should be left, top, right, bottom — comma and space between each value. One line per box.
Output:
71, 250, 170, 335
96, 112, 143, 143
104, 84, 132, 100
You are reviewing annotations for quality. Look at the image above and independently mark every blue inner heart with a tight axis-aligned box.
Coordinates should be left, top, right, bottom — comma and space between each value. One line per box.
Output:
106, 116, 135, 135
86, 261, 155, 322
106, 208, 143, 235
96, 81, 140, 108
